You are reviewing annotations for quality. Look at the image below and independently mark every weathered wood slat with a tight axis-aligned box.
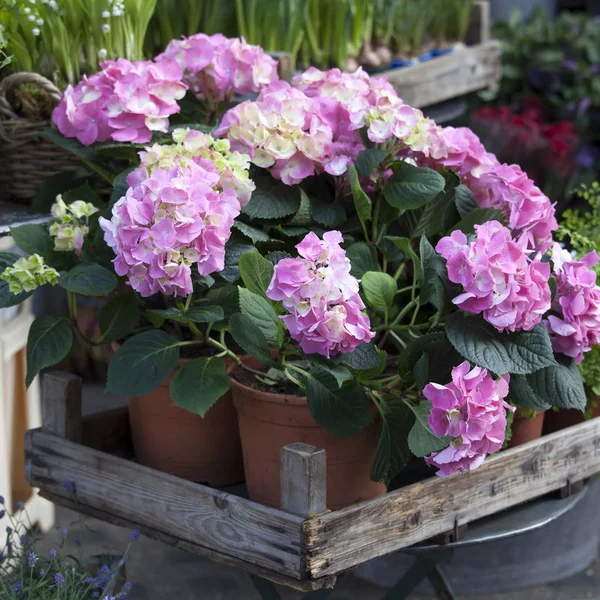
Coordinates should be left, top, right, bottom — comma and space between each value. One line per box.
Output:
41, 372, 82, 443
384, 40, 502, 108
25, 429, 305, 578
38, 489, 336, 592
302, 418, 600, 578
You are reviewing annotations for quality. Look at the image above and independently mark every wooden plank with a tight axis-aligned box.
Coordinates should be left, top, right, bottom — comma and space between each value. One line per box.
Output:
41, 372, 82, 443
25, 429, 306, 579
384, 40, 502, 108
38, 489, 336, 592
81, 407, 133, 458
281, 444, 326, 518
303, 418, 600, 578
465, 0, 490, 45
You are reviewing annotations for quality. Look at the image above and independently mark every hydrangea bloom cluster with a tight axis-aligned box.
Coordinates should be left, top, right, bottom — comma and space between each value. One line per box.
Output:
424, 361, 513, 476
546, 244, 600, 363
435, 221, 551, 332
156, 33, 278, 111
99, 135, 247, 297
49, 195, 99, 255
266, 231, 375, 357
214, 81, 364, 185
138, 128, 255, 207
53, 58, 187, 146
1, 255, 59, 294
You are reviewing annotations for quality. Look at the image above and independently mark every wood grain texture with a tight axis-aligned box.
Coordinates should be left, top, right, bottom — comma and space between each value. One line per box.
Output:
281, 444, 326, 518
302, 417, 600, 578
41, 372, 82, 443
384, 40, 502, 108
465, 0, 490, 45
25, 429, 305, 578
38, 489, 336, 592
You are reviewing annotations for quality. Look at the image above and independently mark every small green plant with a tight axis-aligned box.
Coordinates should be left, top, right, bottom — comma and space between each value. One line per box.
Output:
0, 493, 136, 599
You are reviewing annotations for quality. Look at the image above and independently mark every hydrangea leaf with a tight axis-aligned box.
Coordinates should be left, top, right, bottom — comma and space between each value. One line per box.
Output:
238, 250, 274, 297
383, 162, 446, 210
228, 312, 273, 366
242, 174, 301, 220
446, 312, 558, 375
238, 288, 283, 348
355, 149, 389, 178
347, 242, 378, 278
60, 263, 117, 297
98, 295, 140, 342
361, 271, 397, 315
407, 400, 451, 457
170, 357, 230, 416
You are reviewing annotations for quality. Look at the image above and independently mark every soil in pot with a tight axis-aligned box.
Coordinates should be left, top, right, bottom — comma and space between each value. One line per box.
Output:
128, 360, 244, 486
230, 358, 386, 511
507, 409, 545, 448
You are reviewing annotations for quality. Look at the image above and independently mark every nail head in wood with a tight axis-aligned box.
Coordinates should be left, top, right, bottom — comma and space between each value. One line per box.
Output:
281, 443, 326, 517
42, 372, 82, 443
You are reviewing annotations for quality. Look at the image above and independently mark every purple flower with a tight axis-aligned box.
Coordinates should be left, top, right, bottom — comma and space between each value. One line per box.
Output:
0, 510, 5, 519
20, 535, 29, 545
0, 495, 4, 504
15, 501, 24, 510
13, 582, 22, 594
63, 480, 76, 494
49, 549, 57, 560
122, 581, 133, 593
54, 573, 65, 588
6, 526, 12, 534
28, 552, 38, 567
62, 528, 68, 537
128, 529, 140, 542
0, 553, 4, 564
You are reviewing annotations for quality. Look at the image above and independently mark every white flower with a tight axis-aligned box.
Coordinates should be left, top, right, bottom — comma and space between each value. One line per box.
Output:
48, 0, 58, 9
32, 27, 40, 36
102, 23, 111, 33
23, 6, 31, 13
102, 10, 110, 18
36, 18, 43, 25
98, 48, 108, 59
27, 14, 36, 21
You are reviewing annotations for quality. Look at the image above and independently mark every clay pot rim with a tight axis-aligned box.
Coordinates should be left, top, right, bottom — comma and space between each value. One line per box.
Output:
229, 361, 307, 405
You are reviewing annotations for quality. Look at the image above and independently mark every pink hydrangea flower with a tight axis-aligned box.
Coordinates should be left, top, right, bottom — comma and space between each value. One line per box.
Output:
53, 59, 187, 146
436, 221, 551, 332
99, 144, 244, 297
215, 81, 363, 185
266, 231, 375, 357
545, 244, 600, 363
156, 34, 278, 110
424, 361, 512, 477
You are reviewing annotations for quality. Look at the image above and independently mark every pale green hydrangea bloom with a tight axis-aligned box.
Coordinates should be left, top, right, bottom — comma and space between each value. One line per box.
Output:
49, 195, 99, 254
1, 255, 60, 294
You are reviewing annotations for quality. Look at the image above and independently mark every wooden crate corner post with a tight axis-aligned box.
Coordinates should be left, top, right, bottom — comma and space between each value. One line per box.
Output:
281, 443, 327, 518
41, 371, 83, 443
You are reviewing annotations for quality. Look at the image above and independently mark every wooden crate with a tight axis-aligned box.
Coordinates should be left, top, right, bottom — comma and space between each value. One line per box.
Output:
25, 372, 600, 591
384, 1, 502, 108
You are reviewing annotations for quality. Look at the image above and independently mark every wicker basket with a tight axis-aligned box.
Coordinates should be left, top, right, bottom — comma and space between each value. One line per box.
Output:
0, 72, 77, 204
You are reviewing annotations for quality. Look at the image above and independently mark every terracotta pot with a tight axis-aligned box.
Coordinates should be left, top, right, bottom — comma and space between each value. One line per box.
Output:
508, 409, 545, 448
543, 398, 600, 434
128, 361, 244, 486
230, 358, 386, 511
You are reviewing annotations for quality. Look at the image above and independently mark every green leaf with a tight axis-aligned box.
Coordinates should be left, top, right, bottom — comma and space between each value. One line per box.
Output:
229, 312, 273, 366
265, 251, 292, 265
0, 253, 34, 308
347, 242, 378, 278
239, 288, 282, 347
383, 162, 446, 210
238, 251, 274, 298
62, 183, 102, 209
454, 185, 478, 218
26, 317, 73, 387
525, 357, 587, 411
206, 285, 240, 319
288, 188, 313, 226
386, 236, 420, 267
339, 342, 382, 371
242, 174, 301, 220
106, 331, 180, 396
419, 235, 446, 309
31, 170, 86, 214
98, 295, 139, 342
60, 263, 117, 296
445, 313, 558, 375
110, 168, 134, 209
371, 393, 415, 484
310, 197, 346, 227
407, 400, 451, 457
347, 164, 372, 224
233, 220, 270, 243
311, 362, 353, 388
412, 170, 459, 239
147, 305, 224, 325
361, 271, 397, 314
220, 237, 256, 283
9, 224, 52, 255
413, 353, 430, 391
508, 374, 551, 411
450, 208, 504, 234
170, 357, 230, 416
306, 369, 372, 437
355, 149, 388, 178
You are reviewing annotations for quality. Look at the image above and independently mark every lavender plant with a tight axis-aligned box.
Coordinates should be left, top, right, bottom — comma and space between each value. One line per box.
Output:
0, 495, 135, 599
